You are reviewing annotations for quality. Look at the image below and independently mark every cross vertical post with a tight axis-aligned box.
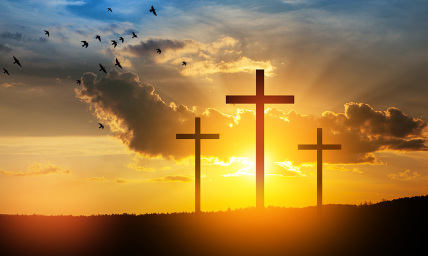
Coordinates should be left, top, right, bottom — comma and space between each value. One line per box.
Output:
195, 118, 201, 213
298, 128, 341, 218
176, 117, 219, 213
226, 69, 295, 210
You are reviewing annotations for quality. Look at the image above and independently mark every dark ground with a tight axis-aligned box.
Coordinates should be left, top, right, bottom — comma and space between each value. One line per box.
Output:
1, 195, 427, 256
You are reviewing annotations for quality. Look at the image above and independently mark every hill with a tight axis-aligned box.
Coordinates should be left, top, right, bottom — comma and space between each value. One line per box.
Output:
1, 195, 427, 255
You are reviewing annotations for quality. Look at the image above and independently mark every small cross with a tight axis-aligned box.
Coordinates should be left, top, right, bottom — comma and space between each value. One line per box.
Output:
298, 128, 341, 217
176, 117, 219, 213
226, 69, 294, 210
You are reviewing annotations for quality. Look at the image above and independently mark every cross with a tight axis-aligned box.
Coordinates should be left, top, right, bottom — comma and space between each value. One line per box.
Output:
298, 128, 341, 217
176, 117, 219, 214
226, 69, 294, 210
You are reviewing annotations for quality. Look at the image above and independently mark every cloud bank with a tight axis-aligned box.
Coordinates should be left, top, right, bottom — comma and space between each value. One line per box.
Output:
76, 70, 427, 164
124, 36, 274, 77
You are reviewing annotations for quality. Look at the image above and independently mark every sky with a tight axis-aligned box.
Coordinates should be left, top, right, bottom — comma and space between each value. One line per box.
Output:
0, 0, 427, 215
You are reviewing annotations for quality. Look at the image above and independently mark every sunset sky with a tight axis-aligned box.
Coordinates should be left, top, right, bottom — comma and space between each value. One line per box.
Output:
0, 0, 427, 215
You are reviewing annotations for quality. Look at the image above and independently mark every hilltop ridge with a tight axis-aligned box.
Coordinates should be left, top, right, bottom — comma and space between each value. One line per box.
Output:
1, 195, 427, 255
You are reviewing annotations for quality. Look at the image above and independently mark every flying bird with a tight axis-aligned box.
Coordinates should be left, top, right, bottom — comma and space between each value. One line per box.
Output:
132, 31, 137, 38
44, 30, 49, 37
115, 58, 122, 69
98, 123, 104, 129
149, 6, 157, 16
119, 37, 124, 43
182, 61, 187, 66
156, 48, 161, 54
81, 41, 89, 48
107, 8, 112, 12
95, 35, 101, 42
13, 56, 22, 67
3, 68, 9, 75
76, 80, 81, 85
111, 40, 117, 48
99, 63, 107, 74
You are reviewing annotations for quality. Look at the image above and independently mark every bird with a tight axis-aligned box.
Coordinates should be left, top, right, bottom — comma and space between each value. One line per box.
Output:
13, 56, 22, 67
115, 58, 122, 69
98, 123, 104, 129
182, 61, 187, 66
119, 37, 124, 43
111, 40, 117, 48
95, 35, 101, 42
81, 41, 89, 48
99, 63, 107, 74
107, 8, 112, 12
156, 48, 161, 54
3, 68, 9, 75
132, 31, 137, 38
150, 6, 157, 16
44, 30, 49, 37
76, 80, 81, 85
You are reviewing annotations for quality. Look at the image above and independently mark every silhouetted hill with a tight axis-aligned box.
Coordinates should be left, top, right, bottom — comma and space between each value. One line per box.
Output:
0, 195, 427, 256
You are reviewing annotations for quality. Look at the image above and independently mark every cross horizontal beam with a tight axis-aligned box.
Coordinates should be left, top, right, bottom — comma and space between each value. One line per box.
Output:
298, 144, 341, 150
226, 95, 295, 104
176, 134, 219, 140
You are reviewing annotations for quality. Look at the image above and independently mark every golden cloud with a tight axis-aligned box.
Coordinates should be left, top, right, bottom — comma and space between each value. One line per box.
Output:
0, 162, 71, 177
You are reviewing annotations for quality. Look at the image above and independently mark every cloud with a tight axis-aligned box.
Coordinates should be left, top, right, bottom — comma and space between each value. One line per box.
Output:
0, 162, 71, 177
223, 169, 254, 177
282, 0, 311, 5
75, 69, 196, 159
326, 165, 364, 174
388, 169, 421, 180
85, 176, 108, 182
151, 175, 193, 182
123, 36, 275, 77
47, 0, 86, 6
76, 70, 427, 164
273, 161, 306, 177
84, 175, 193, 183
0, 32, 22, 41
319, 103, 427, 162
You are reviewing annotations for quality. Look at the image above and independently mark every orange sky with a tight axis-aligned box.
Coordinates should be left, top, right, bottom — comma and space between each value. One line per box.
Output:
0, 0, 427, 215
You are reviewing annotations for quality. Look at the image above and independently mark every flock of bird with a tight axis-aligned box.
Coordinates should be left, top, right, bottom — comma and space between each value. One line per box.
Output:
2, 6, 188, 129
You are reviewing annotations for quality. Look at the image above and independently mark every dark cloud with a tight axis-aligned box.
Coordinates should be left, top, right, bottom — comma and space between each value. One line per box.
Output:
76, 70, 427, 165
76, 69, 196, 159
0, 31, 22, 41
0, 31, 47, 45
316, 103, 427, 163
125, 38, 186, 56
339, 104, 426, 138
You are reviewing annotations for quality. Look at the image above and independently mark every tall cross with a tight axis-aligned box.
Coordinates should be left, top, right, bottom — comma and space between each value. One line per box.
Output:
176, 117, 219, 213
298, 128, 341, 217
226, 69, 295, 210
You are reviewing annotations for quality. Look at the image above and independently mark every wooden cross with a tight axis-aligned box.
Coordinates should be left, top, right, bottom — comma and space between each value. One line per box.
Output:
176, 117, 219, 213
298, 128, 341, 217
226, 69, 295, 210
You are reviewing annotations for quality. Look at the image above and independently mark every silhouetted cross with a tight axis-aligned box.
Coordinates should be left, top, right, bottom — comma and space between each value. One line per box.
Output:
226, 69, 294, 210
176, 117, 219, 213
298, 128, 341, 217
